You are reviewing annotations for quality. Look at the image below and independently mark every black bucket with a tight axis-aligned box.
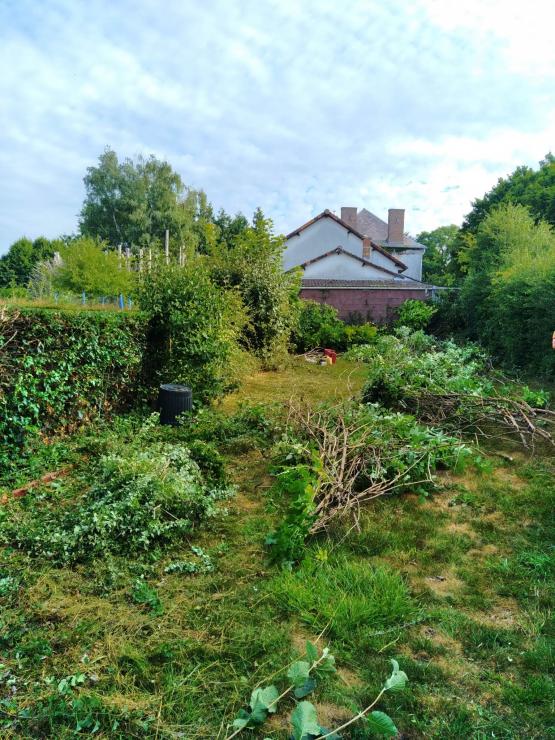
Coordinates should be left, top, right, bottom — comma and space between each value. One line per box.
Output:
158, 384, 193, 425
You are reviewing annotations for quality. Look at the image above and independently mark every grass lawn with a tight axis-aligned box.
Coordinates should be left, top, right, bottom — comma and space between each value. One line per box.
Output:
0, 358, 553, 738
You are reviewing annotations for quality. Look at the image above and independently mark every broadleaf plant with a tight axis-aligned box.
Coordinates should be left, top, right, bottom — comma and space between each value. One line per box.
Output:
227, 646, 406, 740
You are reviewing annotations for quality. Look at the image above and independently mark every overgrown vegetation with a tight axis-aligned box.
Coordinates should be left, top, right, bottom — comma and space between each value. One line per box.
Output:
347, 330, 554, 446
137, 258, 248, 402
0, 307, 146, 473
0, 359, 553, 737
292, 300, 377, 353
266, 399, 473, 566
1, 416, 234, 564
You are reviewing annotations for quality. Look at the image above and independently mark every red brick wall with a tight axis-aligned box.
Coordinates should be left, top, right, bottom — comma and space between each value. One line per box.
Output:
299, 288, 430, 323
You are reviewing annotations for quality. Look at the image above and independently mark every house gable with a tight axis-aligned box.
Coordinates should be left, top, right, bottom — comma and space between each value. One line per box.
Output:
283, 210, 406, 273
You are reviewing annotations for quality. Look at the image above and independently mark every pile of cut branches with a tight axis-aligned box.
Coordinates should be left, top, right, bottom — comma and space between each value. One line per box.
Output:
404, 390, 555, 449
282, 400, 471, 535
352, 331, 555, 449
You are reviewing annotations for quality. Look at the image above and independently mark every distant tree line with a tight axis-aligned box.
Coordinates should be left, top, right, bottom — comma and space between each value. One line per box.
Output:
0, 147, 253, 290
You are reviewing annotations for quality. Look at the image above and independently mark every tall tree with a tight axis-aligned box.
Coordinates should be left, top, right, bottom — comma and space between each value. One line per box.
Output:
79, 148, 198, 253
208, 209, 298, 365
0, 236, 60, 287
462, 153, 555, 234
417, 224, 460, 285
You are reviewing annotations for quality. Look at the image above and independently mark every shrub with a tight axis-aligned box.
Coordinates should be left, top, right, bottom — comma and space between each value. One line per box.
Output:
395, 298, 436, 331
209, 210, 299, 366
137, 259, 247, 403
292, 301, 345, 352
292, 300, 377, 352
0, 307, 146, 471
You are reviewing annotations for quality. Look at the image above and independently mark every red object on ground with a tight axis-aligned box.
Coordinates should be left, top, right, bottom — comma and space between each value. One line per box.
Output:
324, 348, 337, 364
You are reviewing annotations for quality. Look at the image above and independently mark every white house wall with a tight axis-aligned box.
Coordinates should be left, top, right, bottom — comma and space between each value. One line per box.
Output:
283, 218, 363, 271
389, 249, 423, 281
302, 252, 401, 281
367, 248, 397, 272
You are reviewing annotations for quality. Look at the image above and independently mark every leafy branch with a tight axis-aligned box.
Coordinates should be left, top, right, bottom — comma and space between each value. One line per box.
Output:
226, 644, 407, 740
225, 641, 335, 739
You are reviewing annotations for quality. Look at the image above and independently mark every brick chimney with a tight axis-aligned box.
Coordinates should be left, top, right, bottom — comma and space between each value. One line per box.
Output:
362, 238, 372, 260
387, 208, 405, 244
341, 207, 358, 230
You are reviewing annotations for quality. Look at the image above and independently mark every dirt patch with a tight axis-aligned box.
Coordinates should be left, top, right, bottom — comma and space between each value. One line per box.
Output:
422, 569, 464, 598
420, 626, 463, 655
492, 466, 525, 489
314, 702, 353, 727
338, 666, 363, 688
467, 543, 499, 558
471, 598, 519, 628
444, 521, 479, 540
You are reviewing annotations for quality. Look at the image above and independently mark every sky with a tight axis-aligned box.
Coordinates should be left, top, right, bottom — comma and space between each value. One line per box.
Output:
1, 0, 554, 253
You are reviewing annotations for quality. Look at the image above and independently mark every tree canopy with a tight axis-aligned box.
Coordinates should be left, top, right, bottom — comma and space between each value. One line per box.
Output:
462, 153, 555, 234
417, 225, 461, 286
0, 236, 62, 288
79, 148, 199, 252
441, 203, 555, 375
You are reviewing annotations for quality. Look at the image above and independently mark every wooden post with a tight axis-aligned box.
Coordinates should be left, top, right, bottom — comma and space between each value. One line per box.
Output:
165, 229, 169, 265
117, 244, 122, 269
125, 247, 131, 271
139, 248, 144, 273
179, 244, 183, 267
148, 248, 152, 272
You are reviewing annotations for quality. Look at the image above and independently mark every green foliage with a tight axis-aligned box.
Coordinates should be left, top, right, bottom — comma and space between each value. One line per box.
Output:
137, 258, 246, 402
355, 332, 491, 404
462, 153, 555, 234
231, 646, 405, 740
267, 393, 474, 566
395, 299, 436, 331
271, 559, 419, 641
457, 203, 555, 375
79, 147, 199, 253
51, 237, 135, 296
0, 422, 234, 564
209, 209, 298, 366
417, 224, 462, 285
131, 578, 164, 616
164, 546, 215, 575
0, 307, 146, 471
181, 403, 281, 452
292, 301, 346, 352
265, 457, 320, 567
292, 300, 377, 353
0, 236, 61, 287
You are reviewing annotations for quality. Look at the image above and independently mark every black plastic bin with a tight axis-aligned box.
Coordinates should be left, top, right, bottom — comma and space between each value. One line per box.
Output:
158, 384, 193, 425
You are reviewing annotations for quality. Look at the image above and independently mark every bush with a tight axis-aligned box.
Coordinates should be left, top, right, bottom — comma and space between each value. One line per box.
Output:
0, 419, 234, 564
395, 299, 436, 331
137, 259, 247, 403
209, 211, 299, 367
0, 307, 146, 471
292, 300, 377, 352
291, 301, 345, 352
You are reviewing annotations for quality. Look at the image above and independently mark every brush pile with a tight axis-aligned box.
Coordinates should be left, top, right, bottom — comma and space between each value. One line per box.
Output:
281, 399, 471, 535
348, 330, 554, 449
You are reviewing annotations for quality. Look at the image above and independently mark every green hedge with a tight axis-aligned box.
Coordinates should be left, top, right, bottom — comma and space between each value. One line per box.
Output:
0, 308, 147, 468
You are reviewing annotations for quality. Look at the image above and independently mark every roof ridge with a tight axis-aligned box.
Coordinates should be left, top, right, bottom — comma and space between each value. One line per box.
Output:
286, 210, 407, 270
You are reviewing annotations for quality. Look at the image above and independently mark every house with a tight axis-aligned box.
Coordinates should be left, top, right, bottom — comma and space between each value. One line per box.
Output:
283, 206, 431, 323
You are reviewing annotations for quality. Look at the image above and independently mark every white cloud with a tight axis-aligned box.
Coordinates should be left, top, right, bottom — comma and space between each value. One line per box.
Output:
0, 0, 553, 250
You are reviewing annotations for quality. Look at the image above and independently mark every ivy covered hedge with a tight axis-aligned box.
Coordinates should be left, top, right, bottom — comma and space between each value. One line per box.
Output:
0, 307, 147, 468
